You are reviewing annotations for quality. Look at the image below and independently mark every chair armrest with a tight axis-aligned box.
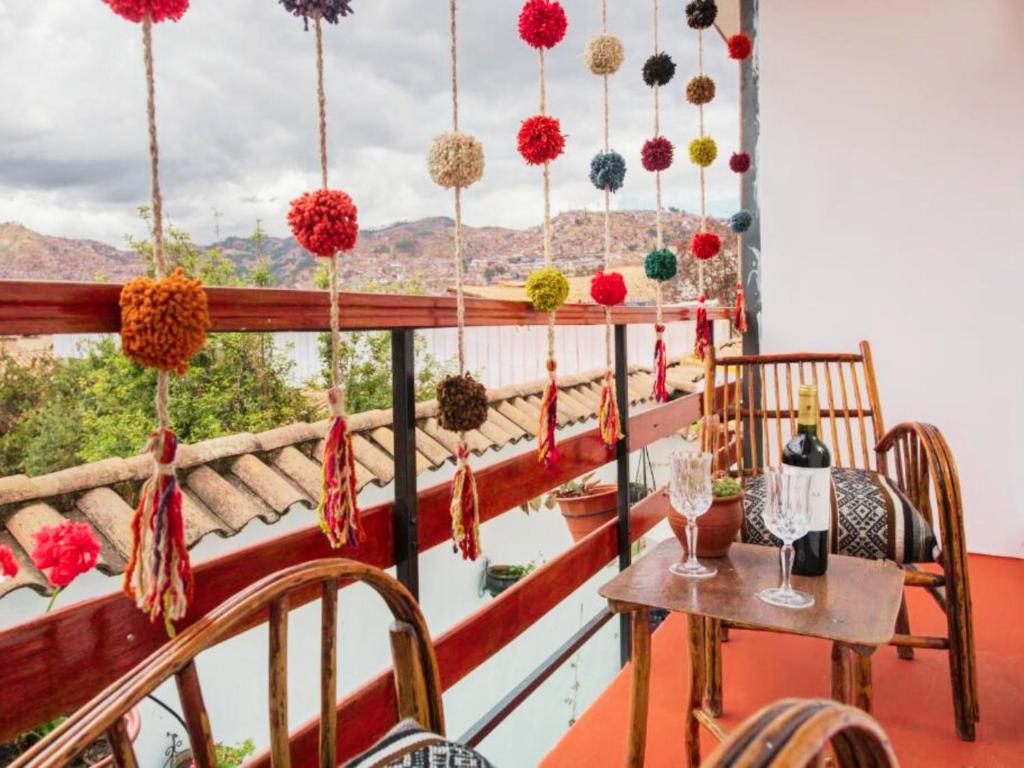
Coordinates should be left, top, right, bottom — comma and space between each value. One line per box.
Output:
701, 699, 898, 768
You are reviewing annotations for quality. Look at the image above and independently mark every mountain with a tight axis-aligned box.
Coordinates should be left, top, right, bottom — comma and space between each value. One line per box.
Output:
0, 210, 740, 304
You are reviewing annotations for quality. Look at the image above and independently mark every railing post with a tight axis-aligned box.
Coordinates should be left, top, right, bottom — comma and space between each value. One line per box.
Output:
391, 329, 419, 599
614, 323, 632, 667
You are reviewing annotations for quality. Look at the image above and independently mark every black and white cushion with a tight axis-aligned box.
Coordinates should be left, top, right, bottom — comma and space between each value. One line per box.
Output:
742, 467, 938, 564
344, 719, 494, 768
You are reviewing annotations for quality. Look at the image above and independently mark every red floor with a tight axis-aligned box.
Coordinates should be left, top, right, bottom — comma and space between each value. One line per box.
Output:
543, 554, 1024, 767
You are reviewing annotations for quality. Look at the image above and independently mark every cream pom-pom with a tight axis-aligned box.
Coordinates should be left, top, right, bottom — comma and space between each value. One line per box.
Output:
585, 34, 625, 76
427, 132, 485, 189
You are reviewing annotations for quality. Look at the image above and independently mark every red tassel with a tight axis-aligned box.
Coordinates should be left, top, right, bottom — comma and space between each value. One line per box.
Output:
538, 359, 559, 468
652, 323, 668, 403
123, 428, 192, 624
318, 387, 362, 548
734, 282, 747, 333
598, 371, 622, 447
450, 443, 482, 560
694, 294, 711, 359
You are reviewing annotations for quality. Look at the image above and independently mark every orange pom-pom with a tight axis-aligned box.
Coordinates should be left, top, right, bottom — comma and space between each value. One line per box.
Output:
119, 268, 210, 374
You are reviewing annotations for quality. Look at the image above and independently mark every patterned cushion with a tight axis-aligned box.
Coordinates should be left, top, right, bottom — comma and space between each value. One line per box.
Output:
343, 718, 494, 768
742, 467, 938, 564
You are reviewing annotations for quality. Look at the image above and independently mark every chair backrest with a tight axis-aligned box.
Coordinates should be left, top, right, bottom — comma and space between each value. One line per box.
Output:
702, 699, 899, 768
703, 341, 885, 476
13, 559, 445, 768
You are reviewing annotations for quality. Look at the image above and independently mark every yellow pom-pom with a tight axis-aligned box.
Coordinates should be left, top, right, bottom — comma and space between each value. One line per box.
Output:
689, 136, 717, 168
526, 267, 570, 312
427, 132, 485, 189
585, 34, 624, 76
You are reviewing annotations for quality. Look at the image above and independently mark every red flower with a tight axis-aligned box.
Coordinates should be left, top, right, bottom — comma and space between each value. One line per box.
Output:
728, 33, 753, 60
0, 545, 18, 579
641, 137, 674, 172
729, 152, 751, 173
31, 521, 102, 588
690, 232, 722, 261
518, 0, 568, 49
517, 115, 565, 165
288, 189, 359, 257
590, 271, 627, 306
102, 0, 190, 23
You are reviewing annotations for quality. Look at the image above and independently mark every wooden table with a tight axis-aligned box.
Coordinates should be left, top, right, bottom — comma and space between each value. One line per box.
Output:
599, 540, 904, 767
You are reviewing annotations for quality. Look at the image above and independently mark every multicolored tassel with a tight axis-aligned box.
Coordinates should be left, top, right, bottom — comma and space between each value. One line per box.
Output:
694, 293, 711, 359
598, 370, 623, 447
318, 386, 362, 548
734, 282, 747, 333
652, 323, 668, 402
123, 428, 192, 625
451, 442, 482, 560
538, 358, 560, 468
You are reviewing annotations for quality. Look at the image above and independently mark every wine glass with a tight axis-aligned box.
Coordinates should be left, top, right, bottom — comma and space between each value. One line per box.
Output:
756, 467, 815, 609
668, 452, 716, 579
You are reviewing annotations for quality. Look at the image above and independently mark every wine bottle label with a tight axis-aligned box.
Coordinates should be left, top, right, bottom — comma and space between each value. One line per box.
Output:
782, 464, 831, 531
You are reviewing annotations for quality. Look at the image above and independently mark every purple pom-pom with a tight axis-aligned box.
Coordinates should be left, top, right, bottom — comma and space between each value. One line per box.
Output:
279, 0, 354, 28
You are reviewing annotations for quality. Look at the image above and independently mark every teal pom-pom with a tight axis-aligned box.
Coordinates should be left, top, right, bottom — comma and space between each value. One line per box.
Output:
730, 210, 752, 233
644, 248, 678, 282
590, 150, 627, 192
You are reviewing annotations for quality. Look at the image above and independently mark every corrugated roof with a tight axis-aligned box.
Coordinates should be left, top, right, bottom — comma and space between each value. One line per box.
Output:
0, 359, 712, 599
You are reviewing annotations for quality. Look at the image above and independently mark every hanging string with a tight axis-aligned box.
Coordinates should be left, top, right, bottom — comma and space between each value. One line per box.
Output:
733, 35, 748, 334
648, 0, 670, 402
697, 29, 707, 296
539, 43, 559, 467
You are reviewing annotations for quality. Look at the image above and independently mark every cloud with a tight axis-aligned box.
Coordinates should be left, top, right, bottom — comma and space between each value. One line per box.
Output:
0, 0, 740, 245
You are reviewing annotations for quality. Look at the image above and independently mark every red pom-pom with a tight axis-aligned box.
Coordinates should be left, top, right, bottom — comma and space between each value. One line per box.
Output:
728, 33, 753, 60
641, 137, 674, 172
517, 115, 565, 165
729, 152, 751, 173
288, 189, 359, 257
690, 232, 721, 261
102, 0, 189, 23
518, 0, 568, 49
590, 271, 627, 306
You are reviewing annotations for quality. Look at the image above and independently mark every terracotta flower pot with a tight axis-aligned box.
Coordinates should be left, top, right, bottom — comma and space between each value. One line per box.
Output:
558, 484, 618, 543
668, 492, 744, 558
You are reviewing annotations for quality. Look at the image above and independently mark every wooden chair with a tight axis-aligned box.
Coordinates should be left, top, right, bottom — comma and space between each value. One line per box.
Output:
11, 559, 469, 768
701, 341, 978, 740
702, 699, 899, 767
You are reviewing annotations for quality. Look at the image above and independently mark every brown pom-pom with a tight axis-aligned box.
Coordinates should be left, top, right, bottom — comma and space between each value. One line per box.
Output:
427, 132, 485, 189
437, 374, 489, 433
585, 34, 624, 75
120, 268, 210, 374
686, 75, 716, 105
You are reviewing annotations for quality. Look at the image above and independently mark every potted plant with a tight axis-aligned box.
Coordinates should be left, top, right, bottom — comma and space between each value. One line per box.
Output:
553, 473, 618, 543
483, 562, 536, 597
668, 475, 744, 557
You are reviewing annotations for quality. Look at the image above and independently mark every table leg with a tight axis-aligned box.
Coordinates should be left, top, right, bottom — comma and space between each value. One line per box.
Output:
626, 609, 652, 768
830, 642, 851, 704
686, 614, 706, 768
703, 617, 722, 717
851, 649, 874, 714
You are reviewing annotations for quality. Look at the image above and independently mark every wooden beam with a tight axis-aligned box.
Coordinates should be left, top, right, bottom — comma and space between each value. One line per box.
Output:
0, 280, 731, 335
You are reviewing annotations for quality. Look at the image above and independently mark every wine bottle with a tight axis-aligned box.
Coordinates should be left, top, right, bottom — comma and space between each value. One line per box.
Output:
783, 384, 831, 576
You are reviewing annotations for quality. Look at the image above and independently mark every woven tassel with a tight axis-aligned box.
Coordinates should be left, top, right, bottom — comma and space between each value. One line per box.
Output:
694, 294, 711, 359
538, 359, 559, 468
318, 387, 362, 548
734, 282, 747, 332
450, 442, 482, 560
652, 323, 668, 402
123, 428, 192, 624
598, 370, 623, 447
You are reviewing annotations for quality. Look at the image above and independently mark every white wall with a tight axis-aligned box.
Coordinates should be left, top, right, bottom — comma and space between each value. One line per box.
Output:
757, 1, 1024, 557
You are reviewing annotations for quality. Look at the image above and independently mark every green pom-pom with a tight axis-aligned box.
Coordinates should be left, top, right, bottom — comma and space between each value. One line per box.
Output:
644, 248, 678, 282
689, 136, 717, 168
526, 267, 570, 312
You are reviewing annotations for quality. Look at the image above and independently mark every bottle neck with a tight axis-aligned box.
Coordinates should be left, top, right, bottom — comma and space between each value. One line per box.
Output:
797, 421, 818, 436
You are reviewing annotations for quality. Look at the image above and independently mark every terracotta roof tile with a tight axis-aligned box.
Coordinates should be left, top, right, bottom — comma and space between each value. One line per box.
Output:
75, 488, 135, 559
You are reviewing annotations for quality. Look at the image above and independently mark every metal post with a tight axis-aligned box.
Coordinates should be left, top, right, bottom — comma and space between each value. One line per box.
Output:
614, 324, 632, 667
391, 329, 419, 598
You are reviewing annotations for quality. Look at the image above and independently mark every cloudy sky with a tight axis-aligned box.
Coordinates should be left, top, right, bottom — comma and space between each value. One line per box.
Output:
0, 0, 740, 246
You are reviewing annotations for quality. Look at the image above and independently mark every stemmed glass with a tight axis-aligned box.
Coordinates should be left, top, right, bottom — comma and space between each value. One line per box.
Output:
756, 467, 815, 609
668, 452, 716, 579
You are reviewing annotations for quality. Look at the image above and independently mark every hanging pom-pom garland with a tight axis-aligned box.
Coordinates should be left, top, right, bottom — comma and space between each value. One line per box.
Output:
645, 247, 678, 282
642, 52, 675, 87
428, 132, 485, 189
688, 136, 718, 167
730, 28, 753, 334
728, 33, 752, 60
685, 0, 718, 29
518, 115, 566, 165
590, 271, 627, 307
686, 75, 716, 105
730, 209, 752, 233
102, 0, 200, 630
519, 0, 568, 49
526, 267, 569, 312
729, 151, 751, 173
585, 34, 625, 75
691, 231, 722, 260
589, 150, 626, 192
641, 136, 674, 172
279, 1, 362, 549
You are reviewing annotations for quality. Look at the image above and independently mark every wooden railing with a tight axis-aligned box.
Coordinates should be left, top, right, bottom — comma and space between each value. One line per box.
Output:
0, 279, 729, 756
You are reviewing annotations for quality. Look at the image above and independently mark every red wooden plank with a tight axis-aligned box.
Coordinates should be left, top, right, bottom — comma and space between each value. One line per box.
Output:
0, 280, 730, 334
